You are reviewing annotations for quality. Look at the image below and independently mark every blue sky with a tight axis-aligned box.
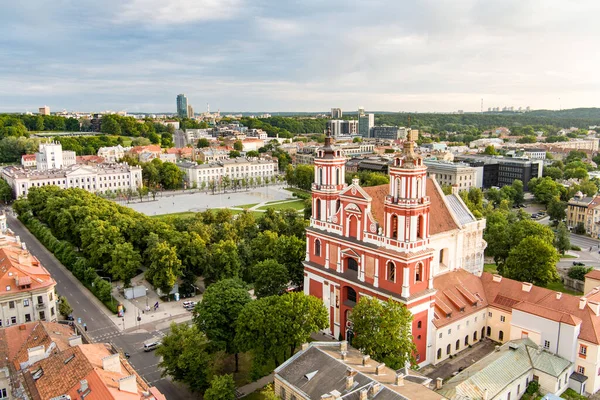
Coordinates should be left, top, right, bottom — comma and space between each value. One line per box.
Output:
1, 0, 599, 113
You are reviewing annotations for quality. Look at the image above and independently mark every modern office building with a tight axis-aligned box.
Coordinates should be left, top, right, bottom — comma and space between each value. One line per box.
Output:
454, 155, 543, 190
187, 104, 194, 118
331, 108, 342, 119
424, 160, 477, 191
371, 126, 406, 140
327, 120, 358, 137
38, 106, 50, 116
358, 113, 374, 138
176, 94, 188, 118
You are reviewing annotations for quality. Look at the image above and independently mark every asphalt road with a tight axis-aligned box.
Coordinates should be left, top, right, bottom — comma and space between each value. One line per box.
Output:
6, 214, 193, 400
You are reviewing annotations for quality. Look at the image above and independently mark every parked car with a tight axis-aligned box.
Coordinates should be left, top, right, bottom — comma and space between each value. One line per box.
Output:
573, 261, 585, 266
143, 341, 161, 352
66, 314, 75, 321
182, 301, 197, 308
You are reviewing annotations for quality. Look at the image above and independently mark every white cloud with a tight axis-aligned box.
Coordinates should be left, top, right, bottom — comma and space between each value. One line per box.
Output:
117, 0, 244, 24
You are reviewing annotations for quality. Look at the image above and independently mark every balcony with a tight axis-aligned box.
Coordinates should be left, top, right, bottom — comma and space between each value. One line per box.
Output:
36, 302, 45, 310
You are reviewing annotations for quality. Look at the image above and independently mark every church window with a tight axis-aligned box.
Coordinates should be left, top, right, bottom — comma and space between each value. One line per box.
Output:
316, 199, 321, 220
391, 215, 398, 239
345, 287, 357, 303
387, 262, 396, 282
415, 263, 423, 282
315, 239, 321, 257
347, 258, 358, 272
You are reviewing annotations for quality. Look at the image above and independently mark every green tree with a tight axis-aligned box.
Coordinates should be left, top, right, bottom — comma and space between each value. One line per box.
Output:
204, 375, 236, 400
229, 150, 241, 158
543, 166, 563, 180
108, 242, 142, 286
160, 162, 184, 189
197, 138, 210, 148
58, 296, 73, 317
145, 234, 183, 293
568, 266, 593, 281
233, 140, 243, 151
564, 167, 588, 180
161, 132, 174, 147
575, 222, 586, 235
530, 177, 562, 205
554, 222, 571, 255
511, 180, 525, 205
156, 323, 215, 392
504, 236, 559, 287
194, 279, 251, 372
0, 179, 13, 203
483, 145, 499, 155
350, 297, 417, 369
100, 116, 121, 135
547, 198, 567, 224
205, 240, 241, 283
277, 292, 328, 357
253, 259, 289, 298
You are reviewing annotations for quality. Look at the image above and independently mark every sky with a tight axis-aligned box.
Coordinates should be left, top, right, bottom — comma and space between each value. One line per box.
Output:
1, 0, 600, 113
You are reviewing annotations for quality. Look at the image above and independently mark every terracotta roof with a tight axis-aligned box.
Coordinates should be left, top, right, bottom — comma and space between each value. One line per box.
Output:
361, 184, 388, 224
0, 245, 55, 296
426, 178, 460, 235
165, 147, 193, 155
21, 154, 36, 161
13, 321, 76, 370
76, 155, 105, 164
3, 323, 37, 362
513, 302, 581, 326
129, 145, 162, 154
433, 270, 489, 327
585, 269, 600, 281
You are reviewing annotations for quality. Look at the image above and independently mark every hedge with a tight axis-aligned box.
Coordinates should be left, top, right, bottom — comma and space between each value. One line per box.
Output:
18, 212, 119, 314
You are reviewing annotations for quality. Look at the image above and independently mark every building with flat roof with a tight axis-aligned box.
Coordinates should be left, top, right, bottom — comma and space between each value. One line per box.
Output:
176, 94, 188, 118
331, 107, 342, 119
424, 160, 477, 190
358, 113, 374, 138
178, 158, 277, 188
454, 155, 543, 190
36, 142, 76, 171
371, 126, 406, 140
38, 106, 50, 116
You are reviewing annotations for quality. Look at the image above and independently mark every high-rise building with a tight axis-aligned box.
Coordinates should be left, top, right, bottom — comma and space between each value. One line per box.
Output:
358, 113, 374, 138
331, 108, 342, 119
39, 106, 50, 115
187, 104, 194, 118
177, 94, 188, 118
327, 120, 359, 137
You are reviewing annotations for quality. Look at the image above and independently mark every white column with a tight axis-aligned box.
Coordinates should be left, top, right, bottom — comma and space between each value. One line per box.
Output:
402, 266, 410, 298
337, 247, 342, 273
374, 258, 379, 288
359, 254, 365, 282
305, 238, 310, 262
325, 243, 330, 269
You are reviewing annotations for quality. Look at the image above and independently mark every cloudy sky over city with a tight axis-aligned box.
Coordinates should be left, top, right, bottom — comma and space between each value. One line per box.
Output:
1, 0, 599, 113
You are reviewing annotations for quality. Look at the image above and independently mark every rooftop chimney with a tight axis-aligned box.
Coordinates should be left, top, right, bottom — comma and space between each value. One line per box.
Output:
556, 292, 562, 300
483, 388, 489, 400
495, 345, 500, 352
340, 341, 348, 352
376, 363, 386, 375
341, 351, 347, 361
68, 335, 82, 347
118, 375, 137, 394
521, 282, 533, 292
102, 353, 121, 373
492, 274, 502, 282
27, 345, 46, 365
369, 383, 382, 396
359, 389, 368, 400
589, 301, 600, 316
345, 375, 354, 391
362, 355, 370, 366
580, 297, 587, 310
395, 373, 405, 386
79, 379, 88, 393
436, 377, 443, 390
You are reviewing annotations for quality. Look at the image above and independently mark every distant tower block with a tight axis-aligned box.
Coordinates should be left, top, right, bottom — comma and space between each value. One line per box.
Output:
407, 129, 419, 142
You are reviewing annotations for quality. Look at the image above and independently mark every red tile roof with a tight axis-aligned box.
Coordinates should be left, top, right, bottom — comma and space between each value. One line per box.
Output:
426, 178, 459, 235
0, 245, 55, 296
586, 269, 600, 281
77, 155, 105, 164
433, 270, 488, 328
129, 145, 162, 154
13, 322, 76, 370
362, 185, 388, 225
21, 154, 36, 161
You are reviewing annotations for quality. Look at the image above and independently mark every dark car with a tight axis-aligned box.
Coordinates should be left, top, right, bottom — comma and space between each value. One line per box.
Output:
66, 314, 75, 321
573, 261, 585, 266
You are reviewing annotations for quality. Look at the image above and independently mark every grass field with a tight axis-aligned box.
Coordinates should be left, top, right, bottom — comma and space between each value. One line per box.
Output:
546, 281, 582, 296
483, 263, 498, 274
149, 211, 196, 219
258, 199, 305, 211
235, 203, 259, 209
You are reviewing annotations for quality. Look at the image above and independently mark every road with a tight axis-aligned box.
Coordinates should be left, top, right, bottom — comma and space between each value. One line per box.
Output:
6, 213, 193, 400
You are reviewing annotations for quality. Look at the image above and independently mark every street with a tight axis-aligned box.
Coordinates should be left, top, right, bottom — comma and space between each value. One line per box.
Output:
6, 213, 193, 400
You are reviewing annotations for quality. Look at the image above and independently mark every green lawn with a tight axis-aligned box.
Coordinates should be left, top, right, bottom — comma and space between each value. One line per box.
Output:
258, 199, 305, 211
150, 211, 197, 219
483, 263, 498, 274
561, 254, 577, 259
235, 203, 259, 209
546, 281, 582, 296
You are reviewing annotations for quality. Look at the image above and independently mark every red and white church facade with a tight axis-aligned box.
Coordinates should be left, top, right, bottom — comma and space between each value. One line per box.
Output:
303, 132, 486, 366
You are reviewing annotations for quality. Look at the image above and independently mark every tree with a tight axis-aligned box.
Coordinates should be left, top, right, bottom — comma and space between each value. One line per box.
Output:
197, 138, 210, 148
547, 198, 567, 224
233, 140, 243, 151
564, 167, 588, 180
511, 180, 524, 205
160, 162, 184, 189
108, 242, 142, 286
483, 145, 499, 155
350, 297, 416, 369
229, 150, 241, 158
568, 266, 593, 281
246, 150, 259, 158
145, 234, 183, 293
554, 222, 571, 255
253, 259, 289, 298
156, 323, 215, 392
504, 236, 559, 287
195, 279, 251, 372
543, 166, 563, 180
530, 177, 562, 205
100, 116, 121, 135
575, 222, 586, 235
0, 179, 13, 203
205, 240, 241, 283
277, 292, 328, 357
204, 375, 236, 400
161, 132, 174, 147
58, 296, 73, 317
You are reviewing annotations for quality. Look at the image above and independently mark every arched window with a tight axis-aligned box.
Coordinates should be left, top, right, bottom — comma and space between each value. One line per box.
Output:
465, 335, 469, 346
473, 331, 478, 341
455, 340, 460, 351
417, 321, 422, 329
486, 326, 491, 337
336, 168, 340, 185
347, 257, 358, 272
391, 215, 398, 239
318, 168, 323, 185
336, 199, 341, 212
315, 239, 321, 257
437, 348, 442, 359
446, 344, 451, 355
417, 215, 424, 239
316, 199, 321, 220
387, 262, 396, 282
345, 287, 357, 303
499, 330, 504, 341
481, 327, 485, 339
415, 263, 423, 282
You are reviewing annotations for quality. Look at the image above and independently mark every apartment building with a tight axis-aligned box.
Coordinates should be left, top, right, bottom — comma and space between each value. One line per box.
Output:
567, 194, 595, 230
424, 160, 477, 190
178, 158, 278, 187
35, 142, 76, 171
97, 145, 127, 162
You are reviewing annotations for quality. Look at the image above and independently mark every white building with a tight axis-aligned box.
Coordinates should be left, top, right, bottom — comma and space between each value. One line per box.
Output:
523, 148, 547, 160
424, 160, 478, 190
2, 163, 143, 198
97, 145, 128, 163
178, 158, 278, 187
35, 142, 76, 171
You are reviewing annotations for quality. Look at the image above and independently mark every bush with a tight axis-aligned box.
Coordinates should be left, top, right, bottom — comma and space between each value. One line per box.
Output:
568, 266, 593, 281
525, 381, 539, 395
571, 245, 582, 251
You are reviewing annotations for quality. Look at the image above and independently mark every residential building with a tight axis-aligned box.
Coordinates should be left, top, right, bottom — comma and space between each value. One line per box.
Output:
197, 148, 230, 163
567, 193, 594, 229
176, 94, 188, 118
128, 145, 162, 160
178, 158, 278, 188
97, 145, 127, 163
294, 143, 375, 166
424, 160, 477, 190
1, 321, 165, 400
187, 104, 194, 118
38, 106, 50, 116
20, 154, 36, 168
36, 142, 76, 171
454, 155, 543, 190
440, 339, 572, 399
173, 129, 215, 148
303, 133, 486, 366
0, 228, 57, 327
524, 148, 547, 160
549, 139, 599, 152
2, 163, 143, 198
358, 113, 374, 138
331, 107, 342, 119
275, 341, 443, 400
585, 196, 600, 238
327, 120, 358, 138
371, 126, 406, 140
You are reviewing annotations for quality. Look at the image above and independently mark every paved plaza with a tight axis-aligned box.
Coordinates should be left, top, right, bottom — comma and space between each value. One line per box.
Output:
124, 184, 294, 216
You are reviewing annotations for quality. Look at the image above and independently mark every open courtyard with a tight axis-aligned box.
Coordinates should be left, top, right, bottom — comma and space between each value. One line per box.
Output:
124, 184, 296, 216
